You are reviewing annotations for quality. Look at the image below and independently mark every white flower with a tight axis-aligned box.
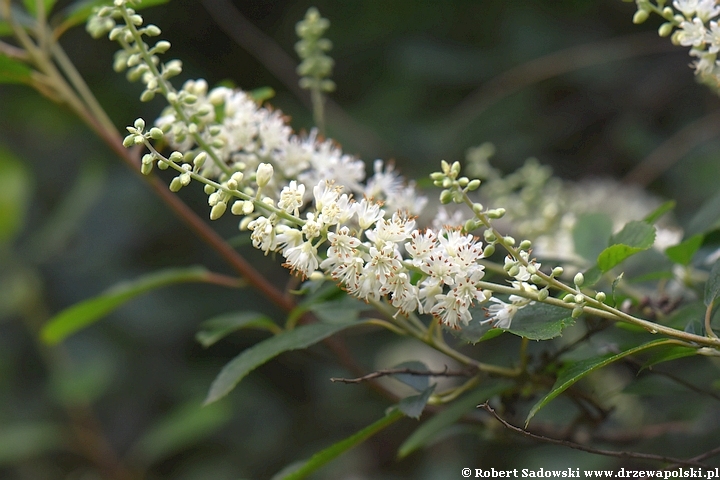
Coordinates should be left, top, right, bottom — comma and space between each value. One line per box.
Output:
354, 198, 385, 230
695, 0, 720, 22
380, 272, 419, 315
278, 180, 306, 215
248, 216, 277, 254
707, 21, 720, 53
365, 212, 416, 245
674, 0, 700, 17
320, 227, 361, 270
283, 240, 320, 277
405, 229, 438, 266
483, 298, 519, 329
677, 18, 707, 47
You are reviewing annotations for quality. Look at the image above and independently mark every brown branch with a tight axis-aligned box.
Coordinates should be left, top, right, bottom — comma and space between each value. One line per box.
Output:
479, 402, 710, 468
330, 366, 473, 384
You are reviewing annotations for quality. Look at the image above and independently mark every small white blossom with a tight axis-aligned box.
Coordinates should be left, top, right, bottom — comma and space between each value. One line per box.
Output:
677, 18, 707, 47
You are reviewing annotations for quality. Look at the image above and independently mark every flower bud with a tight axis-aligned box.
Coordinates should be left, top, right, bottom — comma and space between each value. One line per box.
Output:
633, 9, 649, 24
658, 22, 673, 37
169, 177, 183, 192
483, 244, 495, 257
595, 292, 607, 303
519, 240, 532, 250
574, 272, 585, 287
552, 266, 564, 277
572, 306, 584, 318
210, 202, 227, 220
467, 179, 481, 191
537, 289, 549, 301
231, 200, 244, 215
256, 163, 274, 188
503, 235, 515, 246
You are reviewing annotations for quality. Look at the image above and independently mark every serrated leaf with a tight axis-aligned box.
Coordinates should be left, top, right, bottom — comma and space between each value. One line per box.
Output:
276, 409, 404, 480
41, 266, 212, 344
665, 234, 704, 266
195, 312, 278, 348
641, 345, 698, 369
205, 322, 361, 404
644, 200, 675, 224
22, 0, 56, 17
398, 385, 436, 419
705, 258, 720, 307
127, 401, 232, 467
525, 339, 674, 425
0, 423, 65, 465
0, 145, 32, 242
506, 303, 574, 340
397, 382, 511, 458
392, 361, 430, 392
597, 221, 656, 272
572, 213, 613, 262
0, 53, 32, 84
687, 190, 720, 237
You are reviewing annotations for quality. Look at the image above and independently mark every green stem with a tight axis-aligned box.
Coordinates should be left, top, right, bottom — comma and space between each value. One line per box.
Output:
117, 6, 232, 176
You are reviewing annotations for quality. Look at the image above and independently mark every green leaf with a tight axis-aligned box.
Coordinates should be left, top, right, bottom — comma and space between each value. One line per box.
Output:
641, 345, 698, 369
398, 385, 436, 419
506, 303, 574, 340
196, 311, 278, 348
597, 221, 656, 272
705, 257, 720, 307
0, 145, 32, 242
392, 361, 430, 392
308, 296, 369, 325
205, 322, 361, 404
0, 423, 65, 466
572, 213, 613, 262
644, 200, 675, 224
41, 266, 212, 344
397, 382, 511, 458
22, 0, 56, 17
687, 190, 720, 237
276, 409, 404, 480
525, 339, 674, 425
581, 265, 602, 288
455, 305, 494, 343
127, 401, 232, 467
665, 234, 704, 266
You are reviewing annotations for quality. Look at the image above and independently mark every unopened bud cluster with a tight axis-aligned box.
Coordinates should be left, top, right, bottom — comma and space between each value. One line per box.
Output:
99, 1, 557, 332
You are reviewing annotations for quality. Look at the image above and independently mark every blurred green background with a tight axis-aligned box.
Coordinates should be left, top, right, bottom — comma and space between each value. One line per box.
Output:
1, 0, 720, 479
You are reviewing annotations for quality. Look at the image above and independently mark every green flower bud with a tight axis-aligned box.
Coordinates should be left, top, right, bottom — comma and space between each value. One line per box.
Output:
169, 177, 183, 192
552, 266, 564, 277
204, 184, 216, 195
210, 202, 227, 220
140, 89, 156, 102
439, 189, 453, 204
503, 235, 515, 246
145, 24, 161, 36
122, 134, 136, 147
658, 22, 673, 37
231, 201, 244, 215
467, 179, 481, 191
574, 272, 585, 287
633, 9, 649, 24
483, 244, 495, 257
572, 306, 584, 318
595, 292, 607, 303
537, 288, 549, 301
149, 127, 164, 140
519, 240, 532, 250
140, 162, 153, 175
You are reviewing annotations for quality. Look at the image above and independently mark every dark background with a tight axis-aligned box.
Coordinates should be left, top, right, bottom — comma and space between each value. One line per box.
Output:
1, 1, 720, 478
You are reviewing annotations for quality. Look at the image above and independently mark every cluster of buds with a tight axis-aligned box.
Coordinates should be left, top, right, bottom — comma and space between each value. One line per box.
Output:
101, 0, 550, 331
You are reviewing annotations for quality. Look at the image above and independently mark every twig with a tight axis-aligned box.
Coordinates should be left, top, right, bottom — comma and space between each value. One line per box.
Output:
331, 366, 473, 384
479, 402, 710, 468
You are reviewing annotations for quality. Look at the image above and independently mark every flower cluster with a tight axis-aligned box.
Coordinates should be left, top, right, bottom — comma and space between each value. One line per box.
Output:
634, 0, 720, 87
96, 0, 548, 331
